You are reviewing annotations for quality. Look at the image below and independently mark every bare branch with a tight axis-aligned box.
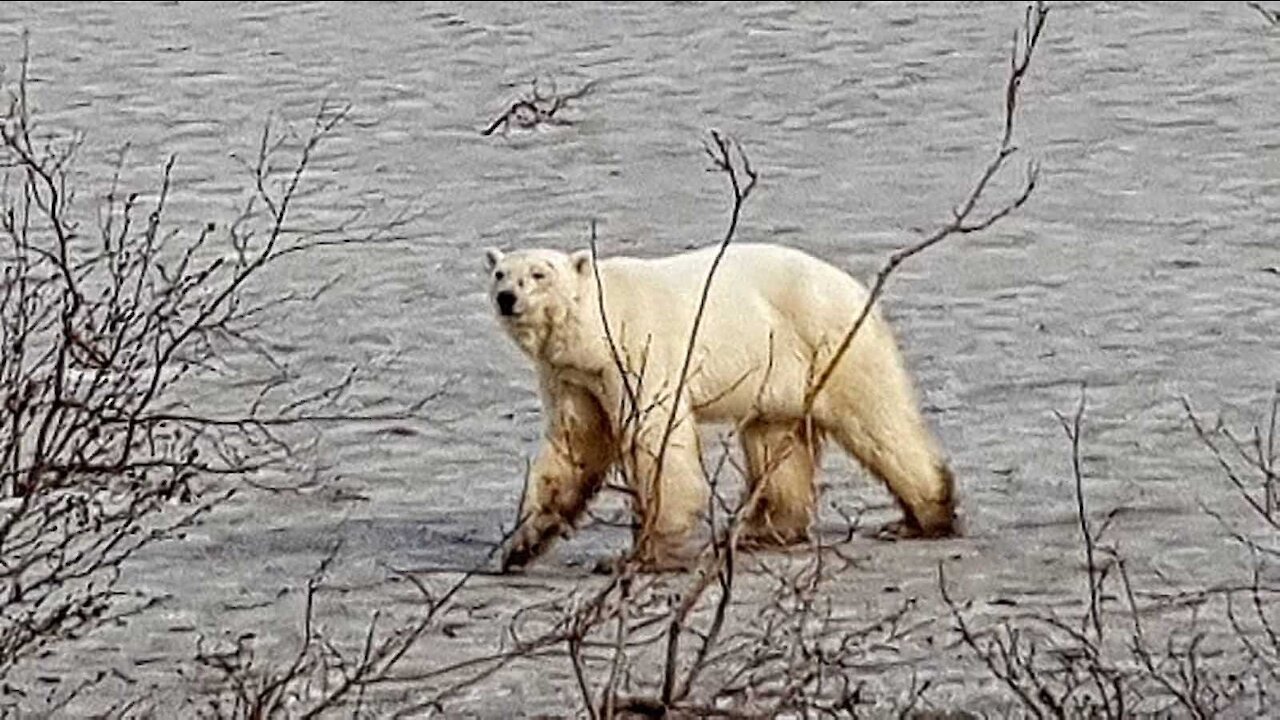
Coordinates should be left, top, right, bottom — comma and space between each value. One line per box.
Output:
1247, 2, 1280, 25
805, 1, 1048, 412
1053, 383, 1105, 641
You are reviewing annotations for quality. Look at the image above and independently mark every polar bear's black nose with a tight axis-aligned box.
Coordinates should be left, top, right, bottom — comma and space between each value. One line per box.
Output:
496, 290, 518, 316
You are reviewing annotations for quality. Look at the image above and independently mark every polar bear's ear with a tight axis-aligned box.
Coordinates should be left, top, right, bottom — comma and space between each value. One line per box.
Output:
569, 249, 593, 278
483, 247, 504, 271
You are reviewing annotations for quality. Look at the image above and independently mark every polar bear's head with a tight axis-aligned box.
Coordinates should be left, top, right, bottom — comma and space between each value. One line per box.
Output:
484, 247, 592, 357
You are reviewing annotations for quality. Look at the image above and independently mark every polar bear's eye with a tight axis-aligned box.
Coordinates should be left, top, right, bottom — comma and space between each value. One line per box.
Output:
531, 271, 547, 281
494, 271, 505, 281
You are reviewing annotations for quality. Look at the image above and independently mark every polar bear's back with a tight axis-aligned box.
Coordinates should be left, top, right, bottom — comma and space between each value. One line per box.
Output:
597, 243, 872, 349
591, 243, 893, 421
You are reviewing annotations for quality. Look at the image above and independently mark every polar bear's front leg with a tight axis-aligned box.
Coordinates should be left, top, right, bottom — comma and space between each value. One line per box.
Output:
617, 396, 709, 570
502, 381, 615, 572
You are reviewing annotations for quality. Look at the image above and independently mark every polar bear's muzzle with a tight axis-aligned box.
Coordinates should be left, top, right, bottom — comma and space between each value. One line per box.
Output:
495, 290, 519, 317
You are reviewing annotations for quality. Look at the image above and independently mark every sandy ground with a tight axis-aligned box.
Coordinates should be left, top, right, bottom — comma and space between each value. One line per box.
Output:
2, 1, 1278, 716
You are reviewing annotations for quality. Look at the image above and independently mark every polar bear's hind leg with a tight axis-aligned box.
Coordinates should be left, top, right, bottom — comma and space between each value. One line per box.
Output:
739, 420, 822, 546
808, 326, 957, 538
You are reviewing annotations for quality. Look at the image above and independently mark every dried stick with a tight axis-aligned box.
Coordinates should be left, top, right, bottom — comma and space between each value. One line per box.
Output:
482, 78, 596, 136
1, 41, 438, 713
569, 611, 601, 720
1054, 383, 1104, 641
600, 573, 632, 718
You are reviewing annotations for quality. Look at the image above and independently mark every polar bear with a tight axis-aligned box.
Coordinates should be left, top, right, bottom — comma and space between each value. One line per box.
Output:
485, 243, 955, 571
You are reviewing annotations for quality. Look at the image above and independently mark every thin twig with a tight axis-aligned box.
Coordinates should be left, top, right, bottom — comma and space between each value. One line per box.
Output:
1054, 383, 1104, 641
646, 130, 757, 549
804, 1, 1048, 412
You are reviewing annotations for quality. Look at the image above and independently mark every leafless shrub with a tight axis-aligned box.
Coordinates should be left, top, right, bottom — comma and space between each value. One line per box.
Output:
185, 534, 503, 719
402, 461, 926, 717
0, 38, 428, 713
1185, 387, 1279, 555
1188, 388, 1280, 686
941, 388, 1278, 718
